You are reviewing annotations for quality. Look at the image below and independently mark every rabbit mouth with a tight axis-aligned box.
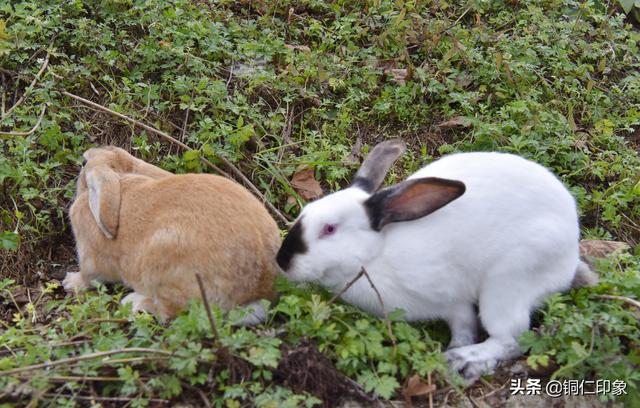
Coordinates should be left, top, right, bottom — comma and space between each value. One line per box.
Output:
276, 218, 307, 271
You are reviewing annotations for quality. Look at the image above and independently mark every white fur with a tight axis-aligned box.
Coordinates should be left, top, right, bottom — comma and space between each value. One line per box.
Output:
284, 152, 580, 382
233, 301, 268, 326
62, 271, 89, 292
121, 292, 153, 314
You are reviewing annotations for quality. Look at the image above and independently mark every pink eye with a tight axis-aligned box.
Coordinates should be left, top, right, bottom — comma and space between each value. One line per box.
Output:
320, 223, 337, 238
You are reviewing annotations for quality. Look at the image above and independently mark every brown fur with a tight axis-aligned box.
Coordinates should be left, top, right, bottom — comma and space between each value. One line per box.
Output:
65, 147, 280, 320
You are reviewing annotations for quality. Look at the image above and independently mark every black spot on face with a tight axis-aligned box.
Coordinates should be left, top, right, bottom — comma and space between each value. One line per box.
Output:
276, 219, 307, 271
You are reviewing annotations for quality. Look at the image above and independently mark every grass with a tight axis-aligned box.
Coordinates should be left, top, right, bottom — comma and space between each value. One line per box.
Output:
1, 0, 639, 406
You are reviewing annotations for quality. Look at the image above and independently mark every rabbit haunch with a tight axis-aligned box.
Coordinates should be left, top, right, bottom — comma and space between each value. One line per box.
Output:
277, 140, 596, 382
64, 146, 280, 322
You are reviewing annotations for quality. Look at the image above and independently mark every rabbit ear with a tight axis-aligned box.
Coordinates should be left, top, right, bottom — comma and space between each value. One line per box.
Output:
86, 167, 121, 239
351, 139, 406, 193
364, 177, 465, 231
82, 147, 103, 162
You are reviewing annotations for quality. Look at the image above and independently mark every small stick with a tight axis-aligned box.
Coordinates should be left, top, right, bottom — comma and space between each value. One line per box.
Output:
184, 383, 213, 408
468, 392, 481, 408
428, 372, 434, 408
479, 379, 508, 399
86, 318, 130, 324
597, 294, 640, 311
480, 377, 495, 391
195, 273, 220, 342
267, 102, 293, 191
1, 53, 49, 122
0, 339, 92, 357
102, 356, 170, 365
180, 107, 190, 142
328, 269, 365, 304
62, 91, 225, 173
0, 103, 47, 137
342, 375, 382, 406
61, 90, 290, 224
361, 267, 397, 348
226, 63, 234, 88
17, 375, 123, 382
195, 387, 213, 408
42, 394, 170, 404
328, 267, 397, 347
0, 347, 174, 377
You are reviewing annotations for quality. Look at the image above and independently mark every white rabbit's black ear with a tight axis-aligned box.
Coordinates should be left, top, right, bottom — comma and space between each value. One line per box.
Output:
351, 139, 406, 193
86, 167, 121, 239
364, 177, 465, 231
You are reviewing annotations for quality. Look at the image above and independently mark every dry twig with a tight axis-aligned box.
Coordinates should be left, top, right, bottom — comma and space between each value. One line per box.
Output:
86, 318, 129, 324
0, 104, 46, 136
597, 294, 640, 312
479, 379, 508, 400
17, 375, 122, 382
0, 347, 174, 377
0, 339, 90, 357
42, 394, 169, 404
361, 267, 397, 347
268, 102, 294, 191
195, 273, 221, 343
61, 90, 290, 224
184, 383, 213, 408
328, 269, 365, 304
329, 267, 397, 348
428, 372, 434, 408
1, 53, 49, 122
180, 107, 190, 142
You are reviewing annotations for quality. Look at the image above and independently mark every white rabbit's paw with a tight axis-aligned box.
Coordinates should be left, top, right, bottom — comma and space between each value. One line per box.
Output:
444, 345, 498, 383
121, 292, 153, 314
233, 301, 267, 326
447, 330, 477, 349
63, 272, 88, 292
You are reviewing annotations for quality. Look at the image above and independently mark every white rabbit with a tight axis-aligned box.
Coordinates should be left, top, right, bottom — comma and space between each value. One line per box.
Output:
276, 139, 596, 382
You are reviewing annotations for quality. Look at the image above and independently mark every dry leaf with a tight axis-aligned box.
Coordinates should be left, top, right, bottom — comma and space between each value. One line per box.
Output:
389, 68, 408, 84
10, 287, 41, 304
371, 59, 397, 71
284, 44, 311, 52
368, 59, 410, 84
402, 374, 436, 406
436, 116, 471, 129
290, 166, 323, 201
580, 240, 630, 258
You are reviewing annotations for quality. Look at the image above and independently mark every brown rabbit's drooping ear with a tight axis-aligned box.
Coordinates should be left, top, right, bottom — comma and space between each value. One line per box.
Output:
86, 167, 121, 239
364, 177, 466, 231
351, 139, 406, 193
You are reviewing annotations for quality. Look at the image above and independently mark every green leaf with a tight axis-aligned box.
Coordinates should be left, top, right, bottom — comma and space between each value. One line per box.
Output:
183, 150, 200, 161
229, 124, 254, 148
0, 231, 19, 251
246, 345, 281, 368
619, 0, 635, 13
0, 19, 8, 41
358, 371, 399, 399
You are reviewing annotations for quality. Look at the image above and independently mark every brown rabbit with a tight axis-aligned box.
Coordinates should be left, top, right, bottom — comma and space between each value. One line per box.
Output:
63, 146, 280, 322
